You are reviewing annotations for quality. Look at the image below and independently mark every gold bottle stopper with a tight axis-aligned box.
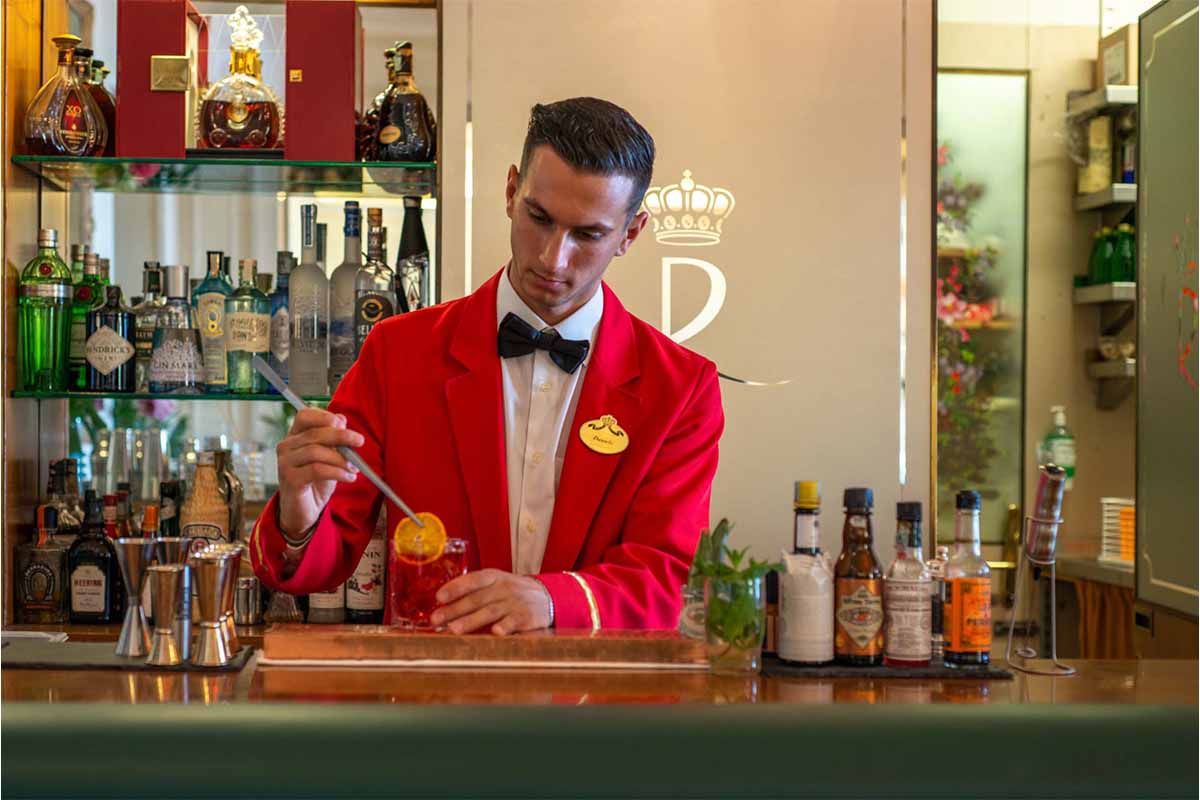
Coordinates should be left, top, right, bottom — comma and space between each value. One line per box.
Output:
793, 480, 820, 510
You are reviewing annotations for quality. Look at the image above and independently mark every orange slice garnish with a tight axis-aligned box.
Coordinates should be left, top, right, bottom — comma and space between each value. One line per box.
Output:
393, 512, 447, 565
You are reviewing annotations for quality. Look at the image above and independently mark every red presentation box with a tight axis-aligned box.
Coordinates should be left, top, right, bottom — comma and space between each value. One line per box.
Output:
116, 0, 208, 158
285, 0, 363, 161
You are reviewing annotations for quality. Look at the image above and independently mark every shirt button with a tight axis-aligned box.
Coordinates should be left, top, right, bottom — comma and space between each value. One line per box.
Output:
539, 381, 553, 393
524, 519, 537, 534
530, 452, 544, 466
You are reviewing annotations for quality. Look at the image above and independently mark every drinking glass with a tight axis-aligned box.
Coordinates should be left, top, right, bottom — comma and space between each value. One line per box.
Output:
388, 538, 468, 629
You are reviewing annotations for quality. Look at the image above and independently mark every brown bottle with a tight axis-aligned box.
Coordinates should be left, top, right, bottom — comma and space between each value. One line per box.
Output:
833, 487, 884, 666
86, 55, 117, 156
376, 41, 436, 162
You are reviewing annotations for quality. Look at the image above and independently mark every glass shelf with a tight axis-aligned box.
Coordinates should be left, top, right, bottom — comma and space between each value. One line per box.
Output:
11, 390, 330, 403
11, 155, 435, 196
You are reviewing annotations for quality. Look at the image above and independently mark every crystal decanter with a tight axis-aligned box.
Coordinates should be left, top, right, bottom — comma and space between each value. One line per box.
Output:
197, 6, 284, 149
25, 34, 108, 156
376, 41, 436, 162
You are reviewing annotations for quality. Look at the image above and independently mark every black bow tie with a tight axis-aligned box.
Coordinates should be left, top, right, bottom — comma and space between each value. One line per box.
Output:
497, 312, 590, 375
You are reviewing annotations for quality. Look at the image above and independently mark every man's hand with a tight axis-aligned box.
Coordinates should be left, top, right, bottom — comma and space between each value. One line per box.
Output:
430, 569, 552, 635
276, 408, 364, 537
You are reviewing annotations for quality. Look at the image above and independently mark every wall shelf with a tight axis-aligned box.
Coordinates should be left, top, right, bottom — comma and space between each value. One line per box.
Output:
11, 390, 331, 403
1066, 85, 1138, 121
1088, 358, 1136, 410
1089, 359, 1136, 380
1073, 282, 1136, 304
945, 318, 1016, 331
1075, 183, 1137, 211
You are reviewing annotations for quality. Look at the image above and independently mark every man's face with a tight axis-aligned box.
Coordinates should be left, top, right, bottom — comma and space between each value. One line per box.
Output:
505, 145, 648, 326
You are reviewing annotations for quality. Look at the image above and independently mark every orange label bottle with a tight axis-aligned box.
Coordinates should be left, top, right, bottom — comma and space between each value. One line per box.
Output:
946, 576, 992, 654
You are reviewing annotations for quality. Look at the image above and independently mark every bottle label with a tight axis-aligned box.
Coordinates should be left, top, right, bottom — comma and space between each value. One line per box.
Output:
71, 564, 107, 613
196, 292, 228, 384
777, 562, 834, 663
354, 293, 394, 351
20, 283, 72, 300
270, 307, 290, 362
347, 538, 386, 610
149, 331, 205, 386
1049, 439, 1076, 475
135, 321, 156, 359
884, 577, 932, 661
309, 588, 345, 609
69, 317, 88, 363
946, 577, 992, 653
181, 522, 225, 542
60, 90, 90, 152
834, 578, 884, 656
85, 324, 135, 375
226, 311, 270, 353
21, 561, 58, 608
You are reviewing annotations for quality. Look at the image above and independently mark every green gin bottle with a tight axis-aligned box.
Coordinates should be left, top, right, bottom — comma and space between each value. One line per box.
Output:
69, 252, 106, 388
225, 258, 270, 393
19, 229, 74, 391
192, 250, 233, 393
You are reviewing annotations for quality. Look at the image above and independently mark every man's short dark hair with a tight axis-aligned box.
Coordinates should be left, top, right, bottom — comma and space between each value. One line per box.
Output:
519, 97, 656, 215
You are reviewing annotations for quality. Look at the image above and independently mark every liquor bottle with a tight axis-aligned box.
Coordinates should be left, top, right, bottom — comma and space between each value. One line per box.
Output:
214, 449, 245, 541
197, 6, 283, 149
289, 205, 330, 396
833, 487, 884, 666
1087, 227, 1115, 285
1111, 223, 1136, 283
268, 251, 293, 390
116, 482, 134, 536
139, 503, 160, 623
69, 243, 87, 284
150, 265, 206, 393
884, 502, 931, 666
1039, 406, 1076, 491
777, 481, 834, 665
46, 460, 83, 549
62, 458, 85, 529
180, 451, 230, 544
67, 490, 121, 623
945, 490, 991, 667
99, 257, 112, 287
18, 229, 74, 391
24, 34, 107, 156
192, 251, 232, 393
255, 273, 273, 296
329, 201, 363, 388
159, 479, 184, 538
376, 41, 436, 162
355, 212, 397, 355
308, 582, 346, 624
103, 493, 120, 538
85, 286, 135, 393
132, 263, 164, 392
929, 545, 949, 664
74, 47, 116, 157
346, 513, 387, 623
225, 258, 270, 393
16, 505, 70, 624
69, 252, 107, 388
396, 196, 430, 312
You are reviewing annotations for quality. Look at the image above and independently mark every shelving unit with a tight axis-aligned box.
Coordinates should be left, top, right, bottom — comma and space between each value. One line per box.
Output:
1074, 281, 1136, 336
1066, 85, 1138, 121
11, 390, 331, 403
945, 318, 1016, 331
1088, 358, 1136, 410
1089, 358, 1136, 380
1075, 183, 1137, 212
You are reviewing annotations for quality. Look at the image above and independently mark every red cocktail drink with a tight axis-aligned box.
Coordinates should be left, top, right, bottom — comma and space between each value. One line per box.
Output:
388, 538, 468, 628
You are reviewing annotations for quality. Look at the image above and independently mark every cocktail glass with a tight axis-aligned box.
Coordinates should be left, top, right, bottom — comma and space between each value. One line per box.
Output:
388, 538, 468, 629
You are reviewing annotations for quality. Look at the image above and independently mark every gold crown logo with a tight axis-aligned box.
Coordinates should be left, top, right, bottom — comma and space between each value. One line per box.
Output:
641, 170, 735, 246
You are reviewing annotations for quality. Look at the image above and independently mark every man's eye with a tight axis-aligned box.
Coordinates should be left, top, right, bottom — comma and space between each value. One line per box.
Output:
529, 211, 550, 224
576, 231, 602, 242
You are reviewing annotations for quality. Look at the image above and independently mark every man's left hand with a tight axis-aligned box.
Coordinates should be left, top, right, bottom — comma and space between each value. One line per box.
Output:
431, 569, 552, 635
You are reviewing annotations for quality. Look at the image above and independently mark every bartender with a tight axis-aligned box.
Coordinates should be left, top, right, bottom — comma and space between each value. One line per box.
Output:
251, 97, 724, 633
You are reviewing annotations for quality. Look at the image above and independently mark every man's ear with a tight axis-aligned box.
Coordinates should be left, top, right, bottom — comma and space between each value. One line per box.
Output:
505, 165, 520, 219
614, 210, 649, 257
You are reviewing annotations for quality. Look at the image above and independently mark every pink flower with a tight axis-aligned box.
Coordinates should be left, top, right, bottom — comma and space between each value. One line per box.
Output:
128, 163, 162, 181
137, 399, 177, 421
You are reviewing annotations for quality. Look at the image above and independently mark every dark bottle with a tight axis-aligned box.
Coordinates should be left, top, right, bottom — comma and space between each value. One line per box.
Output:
74, 47, 116, 157
85, 285, 135, 392
833, 487, 884, 666
346, 515, 386, 623
46, 460, 83, 549
376, 41, 436, 162
159, 479, 185, 538
396, 196, 430, 312
16, 505, 70, 624
67, 490, 121, 623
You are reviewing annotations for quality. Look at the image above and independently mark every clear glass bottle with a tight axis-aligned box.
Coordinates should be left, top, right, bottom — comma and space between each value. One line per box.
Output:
16, 505, 70, 624
346, 513, 387, 623
180, 451, 230, 544
329, 201, 363, 388
149, 265, 206, 394
268, 251, 293, 390
67, 490, 121, 623
25, 34, 107, 156
214, 449, 245, 541
833, 487, 884, 666
69, 252, 106, 389
396, 196, 430, 312
929, 544, 950, 664
132, 262, 164, 392
192, 251, 232, 393
225, 258, 270, 393
18, 229, 74, 391
197, 6, 283, 149
376, 41, 436, 162
777, 480, 834, 665
355, 212, 397, 354
289, 205, 330, 397
85, 286, 135, 393
1040, 406, 1077, 491
308, 582, 346, 624
884, 502, 931, 666
945, 490, 991, 667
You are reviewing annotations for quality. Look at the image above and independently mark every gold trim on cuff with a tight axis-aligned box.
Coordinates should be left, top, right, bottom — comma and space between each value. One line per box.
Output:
251, 516, 266, 564
565, 571, 601, 632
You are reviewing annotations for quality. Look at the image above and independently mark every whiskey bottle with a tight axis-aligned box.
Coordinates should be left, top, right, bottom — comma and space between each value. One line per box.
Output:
225, 258, 270, 393
25, 34, 107, 156
16, 505, 70, 624
74, 47, 116, 157
289, 205, 330, 396
346, 513, 387, 623
396, 196, 430, 312
329, 201, 363, 389
777, 481, 834, 665
376, 41, 436, 162
85, 285, 136, 393
197, 6, 283, 149
69, 252, 106, 389
18, 229, 74, 391
355, 211, 397, 354
884, 502, 931, 666
132, 263, 164, 392
945, 490, 991, 667
68, 490, 121, 623
193, 251, 232, 393
149, 265, 205, 394
180, 451, 230, 544
268, 251, 293, 390
833, 487, 884, 666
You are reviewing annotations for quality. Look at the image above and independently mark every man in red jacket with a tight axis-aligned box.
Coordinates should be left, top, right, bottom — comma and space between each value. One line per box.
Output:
251, 97, 724, 633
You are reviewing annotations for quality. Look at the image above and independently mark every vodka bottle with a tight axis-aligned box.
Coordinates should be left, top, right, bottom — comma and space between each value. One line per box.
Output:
355, 210, 396, 354
289, 205, 330, 396
268, 251, 292, 389
329, 201, 362, 389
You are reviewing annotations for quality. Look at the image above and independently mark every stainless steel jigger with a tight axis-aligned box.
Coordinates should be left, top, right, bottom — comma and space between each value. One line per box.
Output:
204, 542, 245, 655
189, 551, 236, 667
156, 537, 196, 661
146, 564, 185, 667
114, 537, 157, 658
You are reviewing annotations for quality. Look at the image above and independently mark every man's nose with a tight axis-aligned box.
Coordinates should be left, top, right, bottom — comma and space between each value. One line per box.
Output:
540, 229, 571, 272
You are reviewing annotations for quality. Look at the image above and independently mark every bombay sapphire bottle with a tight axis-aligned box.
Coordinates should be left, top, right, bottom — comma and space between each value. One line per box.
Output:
149, 265, 205, 394
18, 229, 74, 391
268, 252, 292, 391
225, 259, 270, 393
376, 41, 436, 162
85, 285, 135, 393
197, 6, 283, 149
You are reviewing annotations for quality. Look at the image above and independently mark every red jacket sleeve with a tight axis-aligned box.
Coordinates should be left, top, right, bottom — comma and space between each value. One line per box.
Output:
536, 359, 723, 629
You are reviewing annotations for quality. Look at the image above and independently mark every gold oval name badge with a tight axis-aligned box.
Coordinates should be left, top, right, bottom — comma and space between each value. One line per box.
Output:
579, 414, 629, 455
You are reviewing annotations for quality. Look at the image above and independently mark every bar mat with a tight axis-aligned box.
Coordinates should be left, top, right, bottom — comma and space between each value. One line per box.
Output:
1, 640, 254, 673
761, 654, 1012, 680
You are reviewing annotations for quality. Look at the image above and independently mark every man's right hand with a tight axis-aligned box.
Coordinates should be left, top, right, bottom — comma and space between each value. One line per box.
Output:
276, 408, 364, 537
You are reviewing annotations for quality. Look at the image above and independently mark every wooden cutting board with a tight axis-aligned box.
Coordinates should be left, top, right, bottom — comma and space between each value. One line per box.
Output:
262, 625, 708, 667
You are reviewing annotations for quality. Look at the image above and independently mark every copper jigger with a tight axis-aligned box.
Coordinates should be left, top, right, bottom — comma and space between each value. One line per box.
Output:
146, 564, 185, 667
114, 537, 156, 657
156, 537, 196, 661
189, 551, 235, 667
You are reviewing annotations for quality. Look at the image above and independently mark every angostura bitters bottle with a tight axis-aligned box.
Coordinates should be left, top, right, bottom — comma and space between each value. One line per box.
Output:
376, 41, 436, 162
25, 34, 107, 156
197, 5, 283, 149
833, 487, 884, 666
945, 490, 992, 667
18, 229, 74, 391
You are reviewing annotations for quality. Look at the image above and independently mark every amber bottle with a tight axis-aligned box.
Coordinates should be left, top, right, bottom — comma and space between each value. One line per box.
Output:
833, 487, 884, 666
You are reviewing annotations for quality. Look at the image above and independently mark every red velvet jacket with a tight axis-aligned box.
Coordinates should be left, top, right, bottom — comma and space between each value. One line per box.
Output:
250, 270, 724, 629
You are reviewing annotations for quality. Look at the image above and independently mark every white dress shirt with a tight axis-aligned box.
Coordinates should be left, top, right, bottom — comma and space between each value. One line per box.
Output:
497, 268, 604, 576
